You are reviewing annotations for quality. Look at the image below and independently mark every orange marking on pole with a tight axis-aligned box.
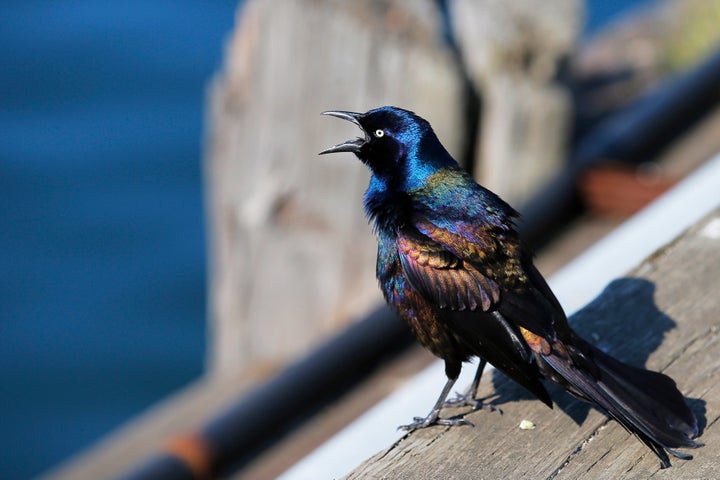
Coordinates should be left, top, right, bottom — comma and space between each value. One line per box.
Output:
164, 433, 212, 480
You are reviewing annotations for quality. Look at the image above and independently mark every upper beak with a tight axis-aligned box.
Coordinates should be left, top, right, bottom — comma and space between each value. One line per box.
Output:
319, 110, 367, 155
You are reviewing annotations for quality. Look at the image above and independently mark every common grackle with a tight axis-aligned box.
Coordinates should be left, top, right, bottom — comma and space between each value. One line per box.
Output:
320, 106, 700, 468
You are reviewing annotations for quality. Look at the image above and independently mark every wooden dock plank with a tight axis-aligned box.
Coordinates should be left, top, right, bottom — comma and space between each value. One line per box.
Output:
345, 209, 720, 479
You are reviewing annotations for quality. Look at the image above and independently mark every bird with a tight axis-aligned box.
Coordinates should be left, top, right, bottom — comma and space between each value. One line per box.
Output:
319, 106, 700, 468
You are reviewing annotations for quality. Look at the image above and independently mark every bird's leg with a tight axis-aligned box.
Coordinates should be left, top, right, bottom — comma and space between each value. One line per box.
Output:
444, 358, 485, 407
399, 375, 473, 431
443, 358, 500, 413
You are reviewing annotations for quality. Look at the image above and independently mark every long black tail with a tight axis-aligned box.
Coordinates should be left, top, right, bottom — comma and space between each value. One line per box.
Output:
542, 335, 701, 468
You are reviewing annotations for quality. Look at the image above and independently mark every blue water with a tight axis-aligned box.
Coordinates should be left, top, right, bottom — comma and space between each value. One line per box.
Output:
585, 0, 656, 33
0, 2, 238, 478
0, 1, 654, 478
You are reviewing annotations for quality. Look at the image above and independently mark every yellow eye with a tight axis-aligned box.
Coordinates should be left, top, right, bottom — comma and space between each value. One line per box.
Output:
374, 129, 384, 138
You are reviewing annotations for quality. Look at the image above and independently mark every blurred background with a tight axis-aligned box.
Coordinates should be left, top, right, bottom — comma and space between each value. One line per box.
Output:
2, 1, 719, 479
1, 2, 237, 478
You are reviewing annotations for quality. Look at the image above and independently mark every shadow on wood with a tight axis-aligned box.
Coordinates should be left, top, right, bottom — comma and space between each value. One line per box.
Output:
485, 277, 686, 426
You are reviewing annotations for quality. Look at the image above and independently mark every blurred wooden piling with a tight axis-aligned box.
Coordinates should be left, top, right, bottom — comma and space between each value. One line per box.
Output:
205, 0, 580, 380
205, 0, 465, 378
452, 0, 582, 205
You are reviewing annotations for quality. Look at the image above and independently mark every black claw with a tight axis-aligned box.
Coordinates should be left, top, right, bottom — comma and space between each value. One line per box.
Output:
443, 392, 501, 414
437, 417, 474, 428
399, 412, 474, 431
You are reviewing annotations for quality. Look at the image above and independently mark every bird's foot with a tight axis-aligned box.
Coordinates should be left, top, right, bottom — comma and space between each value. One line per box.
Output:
443, 392, 502, 414
398, 412, 474, 432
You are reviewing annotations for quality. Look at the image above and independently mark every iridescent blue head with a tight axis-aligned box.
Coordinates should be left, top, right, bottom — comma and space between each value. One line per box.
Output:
320, 106, 458, 191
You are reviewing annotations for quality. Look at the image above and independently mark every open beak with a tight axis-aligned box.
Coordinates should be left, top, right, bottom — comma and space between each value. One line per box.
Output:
319, 110, 367, 155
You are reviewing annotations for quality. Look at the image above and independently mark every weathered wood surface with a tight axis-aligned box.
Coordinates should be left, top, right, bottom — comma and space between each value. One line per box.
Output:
451, 0, 582, 205
345, 208, 720, 479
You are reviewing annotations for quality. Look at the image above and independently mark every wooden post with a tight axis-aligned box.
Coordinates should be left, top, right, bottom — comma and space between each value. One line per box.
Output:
205, 0, 464, 377
451, 0, 582, 205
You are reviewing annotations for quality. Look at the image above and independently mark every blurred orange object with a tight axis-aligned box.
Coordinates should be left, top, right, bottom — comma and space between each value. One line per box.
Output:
578, 163, 676, 217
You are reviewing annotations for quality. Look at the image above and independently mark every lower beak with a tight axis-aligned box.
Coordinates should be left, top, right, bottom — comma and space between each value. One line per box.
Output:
319, 110, 367, 155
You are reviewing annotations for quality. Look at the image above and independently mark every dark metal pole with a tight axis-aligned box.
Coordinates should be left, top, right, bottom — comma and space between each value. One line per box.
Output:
118, 456, 196, 480
202, 305, 412, 477
119, 306, 412, 480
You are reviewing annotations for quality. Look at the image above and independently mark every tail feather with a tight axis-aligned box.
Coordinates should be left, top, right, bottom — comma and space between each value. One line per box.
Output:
543, 336, 700, 467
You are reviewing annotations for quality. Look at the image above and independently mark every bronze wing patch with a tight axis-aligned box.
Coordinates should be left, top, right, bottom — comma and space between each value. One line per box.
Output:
396, 228, 500, 311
